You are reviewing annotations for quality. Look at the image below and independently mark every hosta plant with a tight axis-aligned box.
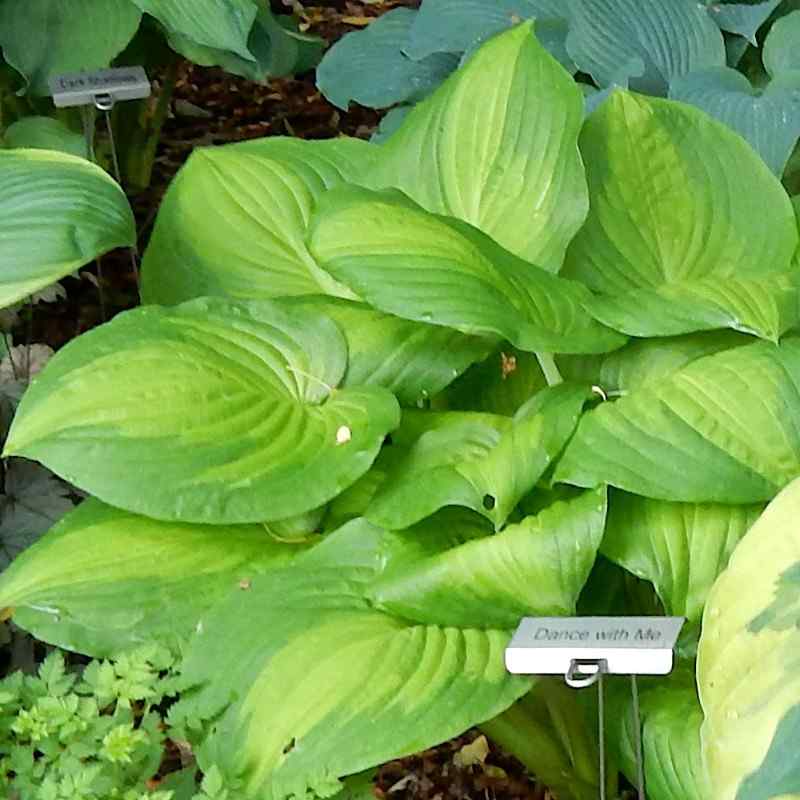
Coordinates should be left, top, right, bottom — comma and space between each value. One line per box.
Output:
2, 22, 800, 800
0, 0, 321, 189
318, 0, 800, 188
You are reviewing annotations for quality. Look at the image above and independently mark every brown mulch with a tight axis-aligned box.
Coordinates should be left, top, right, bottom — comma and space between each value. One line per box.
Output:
375, 732, 553, 800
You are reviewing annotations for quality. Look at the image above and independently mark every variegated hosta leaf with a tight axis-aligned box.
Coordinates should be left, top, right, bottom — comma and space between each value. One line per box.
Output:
565, 0, 724, 94
602, 492, 763, 622
309, 186, 626, 355
698, 478, 800, 799
171, 519, 532, 800
0, 149, 135, 310
371, 488, 607, 628
0, 0, 141, 95
0, 499, 305, 657
367, 384, 592, 530
612, 669, 711, 800
554, 338, 800, 504
366, 22, 589, 271
282, 296, 495, 406
316, 8, 458, 110
140, 137, 378, 305
4, 298, 400, 524
564, 91, 799, 340
407, 0, 574, 72
130, 0, 256, 60
558, 330, 750, 396
670, 69, 800, 178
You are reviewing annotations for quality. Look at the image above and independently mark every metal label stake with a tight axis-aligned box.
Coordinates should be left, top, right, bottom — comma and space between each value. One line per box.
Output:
506, 616, 684, 800
51, 67, 151, 288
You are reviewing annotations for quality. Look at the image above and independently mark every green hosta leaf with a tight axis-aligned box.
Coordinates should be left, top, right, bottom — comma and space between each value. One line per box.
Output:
564, 91, 799, 340
558, 331, 750, 395
309, 186, 625, 355
670, 68, 800, 176
0, 149, 135, 310
5, 297, 400, 523
554, 338, 800, 503
482, 683, 602, 800
172, 519, 531, 800
316, 8, 457, 110
367, 384, 592, 530
444, 347, 546, 416
366, 22, 588, 271
612, 670, 711, 800
601, 492, 762, 622
140, 137, 376, 305
0, 499, 304, 657
763, 10, 800, 77
2, 117, 88, 158
706, 0, 781, 44
698, 478, 800, 799
131, 0, 256, 59
371, 488, 606, 628
565, 0, 724, 94
168, 9, 322, 80
407, 0, 574, 72
283, 296, 494, 406
0, 0, 141, 95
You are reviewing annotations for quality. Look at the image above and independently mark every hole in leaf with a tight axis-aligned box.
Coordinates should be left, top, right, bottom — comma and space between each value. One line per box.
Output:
482, 495, 496, 511
282, 737, 296, 755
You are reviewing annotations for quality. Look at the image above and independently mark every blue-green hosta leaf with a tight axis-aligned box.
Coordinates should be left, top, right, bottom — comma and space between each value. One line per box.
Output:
370, 106, 412, 144
4, 297, 400, 524
698, 478, 800, 799
566, 0, 725, 94
602, 492, 762, 623
371, 488, 606, 628
367, 384, 592, 530
131, 0, 256, 60
407, 1, 574, 71
706, 0, 781, 44
171, 519, 531, 800
763, 10, 800, 77
558, 331, 750, 396
0, 0, 141, 95
564, 91, 799, 340
444, 347, 547, 416
316, 8, 458, 110
0, 499, 304, 657
555, 338, 800, 503
0, 149, 135, 310
309, 187, 626, 355
282, 296, 494, 407
2, 117, 88, 158
670, 68, 800, 176
612, 670, 711, 800
140, 137, 377, 305
366, 22, 588, 271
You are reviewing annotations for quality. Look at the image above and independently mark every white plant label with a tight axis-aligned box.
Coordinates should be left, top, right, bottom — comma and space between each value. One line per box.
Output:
50, 67, 151, 108
505, 616, 684, 676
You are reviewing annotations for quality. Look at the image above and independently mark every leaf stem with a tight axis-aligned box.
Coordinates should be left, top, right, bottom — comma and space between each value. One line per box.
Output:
536, 352, 563, 387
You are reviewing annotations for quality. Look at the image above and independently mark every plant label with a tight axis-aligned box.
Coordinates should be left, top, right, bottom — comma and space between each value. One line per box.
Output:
49, 67, 151, 108
505, 616, 684, 676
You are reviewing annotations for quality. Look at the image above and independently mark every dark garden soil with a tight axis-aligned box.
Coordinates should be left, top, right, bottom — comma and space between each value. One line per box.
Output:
9, 3, 569, 798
